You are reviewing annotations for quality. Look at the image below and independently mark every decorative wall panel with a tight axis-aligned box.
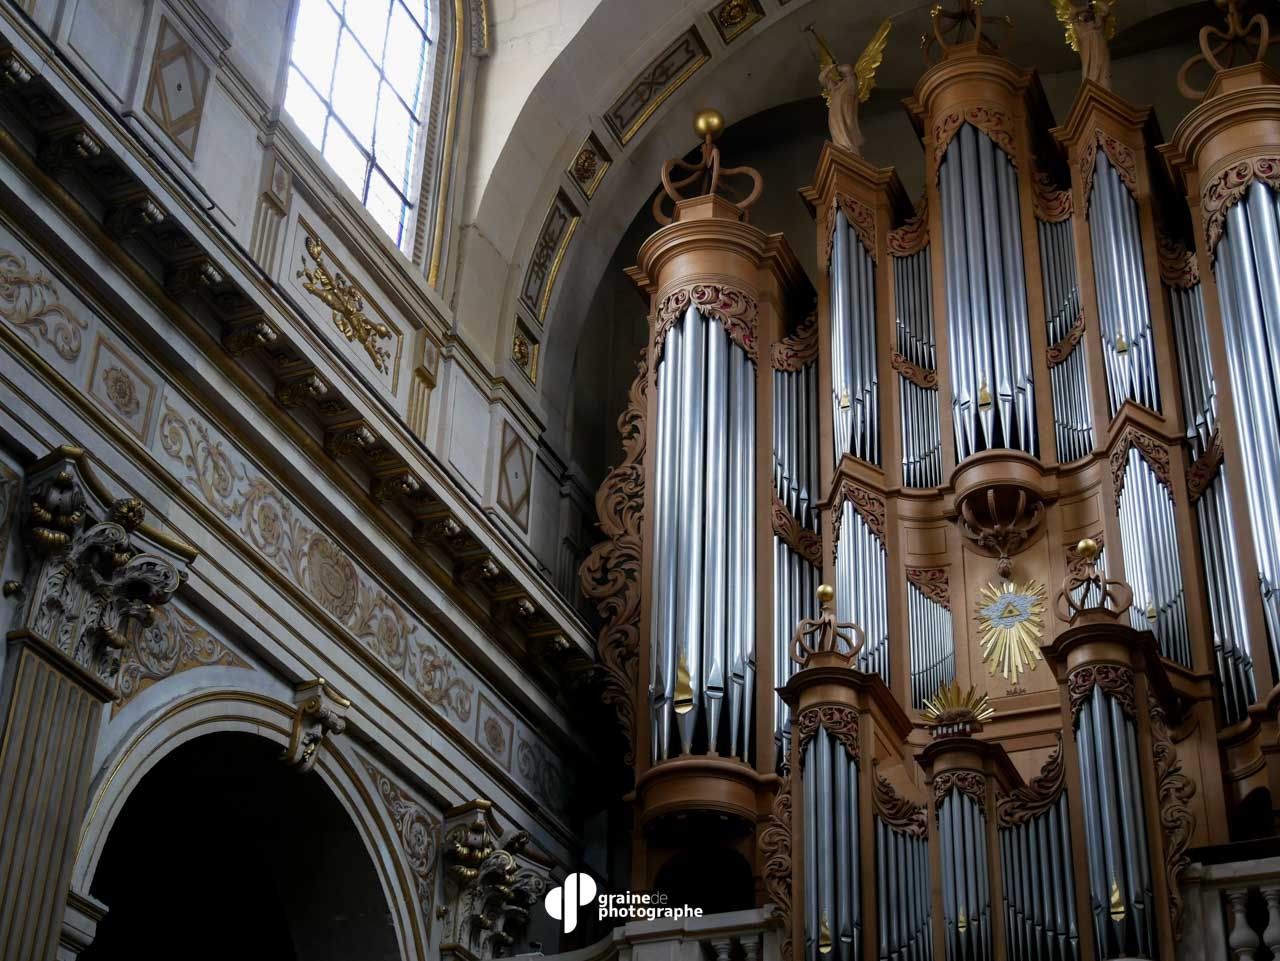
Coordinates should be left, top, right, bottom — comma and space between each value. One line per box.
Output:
603, 28, 709, 145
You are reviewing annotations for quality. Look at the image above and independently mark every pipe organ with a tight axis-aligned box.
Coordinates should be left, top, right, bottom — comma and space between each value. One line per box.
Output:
580, 3, 1280, 958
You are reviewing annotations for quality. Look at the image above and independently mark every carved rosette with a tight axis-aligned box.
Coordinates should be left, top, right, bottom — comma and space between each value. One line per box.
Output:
995, 739, 1066, 828
1149, 691, 1196, 940
1032, 172, 1073, 223
1186, 430, 1224, 503
1203, 157, 1280, 254
891, 350, 937, 388
771, 314, 818, 371
579, 355, 647, 764
906, 567, 950, 610
655, 283, 758, 363
1157, 233, 1200, 288
796, 705, 860, 764
932, 106, 1017, 175
772, 495, 822, 566
887, 195, 929, 257
830, 479, 886, 558
873, 771, 928, 838
933, 770, 987, 812
824, 194, 877, 266
1067, 663, 1137, 728
759, 774, 794, 961
1109, 426, 1172, 500
1047, 309, 1086, 368
1079, 129, 1140, 207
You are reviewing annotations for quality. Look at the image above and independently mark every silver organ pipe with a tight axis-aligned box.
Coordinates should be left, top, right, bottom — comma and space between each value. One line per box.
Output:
1088, 152, 1162, 417
874, 815, 931, 961
894, 247, 942, 486
1214, 182, 1280, 665
1169, 269, 1256, 723
908, 581, 954, 710
1075, 685, 1155, 958
649, 305, 757, 761
1038, 216, 1094, 461
774, 536, 819, 768
1116, 450, 1190, 666
836, 502, 889, 683
941, 124, 1038, 460
831, 211, 881, 466
938, 790, 992, 961
803, 728, 861, 961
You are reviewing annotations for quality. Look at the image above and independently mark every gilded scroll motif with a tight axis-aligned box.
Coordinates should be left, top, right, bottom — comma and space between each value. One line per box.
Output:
297, 236, 393, 373
365, 761, 441, 930
579, 354, 646, 764
1149, 691, 1196, 939
158, 404, 475, 721
114, 604, 249, 711
0, 248, 88, 361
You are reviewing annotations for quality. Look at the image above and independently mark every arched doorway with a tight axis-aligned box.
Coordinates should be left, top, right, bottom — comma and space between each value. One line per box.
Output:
81, 732, 402, 961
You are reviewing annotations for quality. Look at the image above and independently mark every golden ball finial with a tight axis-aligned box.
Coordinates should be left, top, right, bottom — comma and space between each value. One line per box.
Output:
693, 108, 725, 140
816, 584, 835, 603
1076, 537, 1099, 561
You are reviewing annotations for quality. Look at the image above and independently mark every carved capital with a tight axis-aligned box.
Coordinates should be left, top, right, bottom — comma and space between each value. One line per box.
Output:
282, 678, 350, 773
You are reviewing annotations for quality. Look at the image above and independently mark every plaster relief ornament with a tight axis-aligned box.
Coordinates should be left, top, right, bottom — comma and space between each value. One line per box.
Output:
976, 579, 1047, 686
1054, 0, 1117, 90
805, 19, 892, 156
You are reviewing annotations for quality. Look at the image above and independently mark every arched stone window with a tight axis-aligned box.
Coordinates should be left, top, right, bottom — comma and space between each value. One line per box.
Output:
283, 0, 433, 253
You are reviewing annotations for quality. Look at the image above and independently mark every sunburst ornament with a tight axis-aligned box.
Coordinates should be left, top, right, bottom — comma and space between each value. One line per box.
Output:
922, 680, 995, 731
976, 580, 1047, 685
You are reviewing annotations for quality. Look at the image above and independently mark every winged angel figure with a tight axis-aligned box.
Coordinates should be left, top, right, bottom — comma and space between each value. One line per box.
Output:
1054, 0, 1117, 90
806, 19, 892, 156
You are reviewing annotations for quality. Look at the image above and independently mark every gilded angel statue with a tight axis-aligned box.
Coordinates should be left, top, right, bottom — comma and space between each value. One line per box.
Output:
1054, 0, 1117, 90
805, 19, 892, 156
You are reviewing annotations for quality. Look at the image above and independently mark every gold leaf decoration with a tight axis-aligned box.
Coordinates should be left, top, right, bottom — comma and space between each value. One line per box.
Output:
297, 236, 392, 372
921, 680, 995, 728
976, 580, 1047, 685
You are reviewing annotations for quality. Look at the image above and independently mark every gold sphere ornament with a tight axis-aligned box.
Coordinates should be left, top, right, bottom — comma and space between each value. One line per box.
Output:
693, 108, 725, 139
816, 583, 835, 603
1077, 537, 1099, 561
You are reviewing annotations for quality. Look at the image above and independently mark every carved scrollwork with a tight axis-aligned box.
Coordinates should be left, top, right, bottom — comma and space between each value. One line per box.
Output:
297, 236, 393, 372
906, 567, 950, 610
366, 762, 440, 930
1110, 425, 1172, 499
887, 195, 929, 256
655, 283, 758, 363
1186, 430, 1224, 503
1149, 691, 1196, 940
1157, 232, 1200, 288
1032, 172, 1073, 223
1047, 309, 1086, 368
932, 106, 1017, 174
760, 773, 794, 961
115, 605, 248, 711
996, 737, 1066, 827
933, 770, 987, 811
1080, 129, 1139, 206
1067, 663, 1136, 727
873, 771, 928, 837
830, 479, 886, 554
824, 193, 877, 266
891, 350, 937, 388
0, 248, 88, 362
771, 314, 818, 371
1203, 158, 1280, 254
796, 705, 860, 763
579, 354, 647, 764
772, 494, 822, 566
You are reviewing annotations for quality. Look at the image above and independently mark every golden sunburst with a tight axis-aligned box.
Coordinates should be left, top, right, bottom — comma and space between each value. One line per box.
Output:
921, 680, 995, 728
976, 580, 1047, 685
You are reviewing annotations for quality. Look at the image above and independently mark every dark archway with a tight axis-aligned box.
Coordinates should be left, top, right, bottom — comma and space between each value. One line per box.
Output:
82, 732, 401, 961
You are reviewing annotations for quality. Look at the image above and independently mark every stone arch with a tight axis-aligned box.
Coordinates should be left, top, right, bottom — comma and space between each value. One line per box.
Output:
71, 688, 428, 960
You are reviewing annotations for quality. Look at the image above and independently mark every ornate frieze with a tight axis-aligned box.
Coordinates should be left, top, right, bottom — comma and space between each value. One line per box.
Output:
1202, 157, 1280, 254
1157, 232, 1200, 288
0, 247, 88, 362
1149, 691, 1196, 939
114, 603, 248, 712
282, 678, 350, 773
906, 567, 950, 610
440, 801, 551, 959
824, 193, 877, 266
579, 354, 646, 764
770, 314, 817, 371
1067, 663, 1136, 727
366, 761, 441, 931
829, 479, 886, 549
891, 350, 937, 388
655, 283, 758, 363
931, 106, 1017, 174
796, 705, 860, 762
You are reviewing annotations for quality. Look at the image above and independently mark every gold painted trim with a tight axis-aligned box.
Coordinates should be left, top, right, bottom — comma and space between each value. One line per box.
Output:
615, 52, 708, 146
538, 214, 578, 322
427, 0, 468, 289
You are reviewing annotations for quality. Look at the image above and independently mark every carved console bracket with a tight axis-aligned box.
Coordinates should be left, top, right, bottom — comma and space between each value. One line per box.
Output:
282, 677, 350, 773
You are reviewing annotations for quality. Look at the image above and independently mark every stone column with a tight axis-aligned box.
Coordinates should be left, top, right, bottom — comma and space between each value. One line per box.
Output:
0, 450, 191, 959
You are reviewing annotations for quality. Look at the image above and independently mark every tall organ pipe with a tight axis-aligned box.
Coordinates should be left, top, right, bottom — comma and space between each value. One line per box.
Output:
1000, 792, 1080, 961
941, 124, 1037, 460
939, 791, 993, 960
1116, 451, 1190, 666
875, 817, 931, 961
1089, 153, 1161, 417
649, 306, 756, 762
1038, 216, 1093, 461
1215, 182, 1280, 667
775, 537, 818, 768
804, 728, 861, 960
895, 247, 942, 486
836, 502, 889, 683
908, 581, 954, 709
830, 211, 881, 466
1170, 276, 1256, 723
